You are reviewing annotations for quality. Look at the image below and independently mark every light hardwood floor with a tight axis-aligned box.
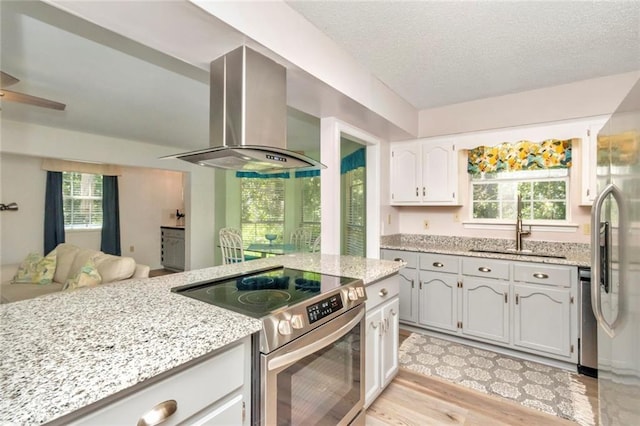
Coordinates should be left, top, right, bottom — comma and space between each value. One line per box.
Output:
366, 329, 599, 425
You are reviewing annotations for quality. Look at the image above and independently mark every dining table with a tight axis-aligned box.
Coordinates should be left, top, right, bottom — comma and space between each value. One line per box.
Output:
246, 243, 307, 257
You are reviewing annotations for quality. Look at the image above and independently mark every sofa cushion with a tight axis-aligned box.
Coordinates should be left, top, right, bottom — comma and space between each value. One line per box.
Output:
64, 259, 102, 290
94, 254, 136, 283
12, 250, 57, 285
53, 244, 81, 284
68, 248, 102, 282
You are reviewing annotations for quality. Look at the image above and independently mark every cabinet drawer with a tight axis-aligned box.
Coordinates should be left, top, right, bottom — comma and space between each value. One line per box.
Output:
381, 250, 417, 269
462, 257, 509, 280
161, 227, 185, 239
419, 253, 459, 273
366, 275, 400, 311
70, 342, 246, 425
514, 263, 573, 287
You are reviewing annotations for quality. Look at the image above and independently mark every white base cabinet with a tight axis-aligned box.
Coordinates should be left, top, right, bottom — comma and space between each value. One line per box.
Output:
380, 250, 418, 324
381, 249, 579, 364
67, 337, 251, 426
365, 276, 400, 408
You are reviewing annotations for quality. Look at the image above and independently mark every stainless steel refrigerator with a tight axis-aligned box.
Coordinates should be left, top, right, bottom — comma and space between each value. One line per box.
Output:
591, 77, 640, 425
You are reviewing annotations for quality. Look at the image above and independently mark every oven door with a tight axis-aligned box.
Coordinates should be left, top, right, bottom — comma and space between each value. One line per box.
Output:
261, 305, 365, 426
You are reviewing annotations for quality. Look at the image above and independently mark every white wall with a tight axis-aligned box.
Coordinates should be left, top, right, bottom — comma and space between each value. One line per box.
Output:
418, 71, 640, 137
0, 153, 184, 268
0, 120, 216, 270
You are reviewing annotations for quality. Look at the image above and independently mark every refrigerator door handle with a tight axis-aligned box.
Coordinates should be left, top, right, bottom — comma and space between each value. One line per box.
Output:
590, 183, 623, 338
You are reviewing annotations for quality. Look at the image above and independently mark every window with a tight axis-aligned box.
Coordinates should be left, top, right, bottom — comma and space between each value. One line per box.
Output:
471, 169, 568, 221
300, 176, 321, 240
344, 167, 366, 256
240, 178, 285, 243
62, 172, 103, 229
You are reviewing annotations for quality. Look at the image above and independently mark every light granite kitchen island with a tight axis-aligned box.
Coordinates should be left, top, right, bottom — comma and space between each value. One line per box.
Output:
0, 253, 403, 425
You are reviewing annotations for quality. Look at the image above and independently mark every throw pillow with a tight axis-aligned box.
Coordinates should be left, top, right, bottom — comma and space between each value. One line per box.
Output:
12, 249, 58, 285
64, 259, 102, 290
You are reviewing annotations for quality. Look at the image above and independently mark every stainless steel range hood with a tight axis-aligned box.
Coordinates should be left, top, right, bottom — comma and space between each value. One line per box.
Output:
168, 46, 325, 173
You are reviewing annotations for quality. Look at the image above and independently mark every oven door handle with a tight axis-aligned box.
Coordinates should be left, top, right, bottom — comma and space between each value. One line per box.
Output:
267, 307, 364, 371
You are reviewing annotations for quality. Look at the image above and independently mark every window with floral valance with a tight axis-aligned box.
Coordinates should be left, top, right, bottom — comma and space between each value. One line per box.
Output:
466, 139, 576, 222
467, 139, 573, 175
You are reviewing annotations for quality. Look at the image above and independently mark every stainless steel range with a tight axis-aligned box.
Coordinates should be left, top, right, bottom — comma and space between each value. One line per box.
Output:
172, 265, 367, 425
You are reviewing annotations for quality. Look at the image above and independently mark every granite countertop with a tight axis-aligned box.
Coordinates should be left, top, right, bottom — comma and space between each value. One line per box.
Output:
380, 234, 591, 268
0, 253, 402, 425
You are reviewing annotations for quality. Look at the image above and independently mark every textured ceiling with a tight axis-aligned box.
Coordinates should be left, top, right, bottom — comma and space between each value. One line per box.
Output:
286, 1, 640, 109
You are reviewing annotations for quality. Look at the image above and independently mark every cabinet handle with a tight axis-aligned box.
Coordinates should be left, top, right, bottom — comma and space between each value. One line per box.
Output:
391, 309, 397, 316
379, 288, 388, 297
411, 279, 415, 289
137, 400, 178, 426
505, 293, 508, 303
393, 257, 404, 262
416, 187, 419, 196
371, 322, 378, 329
433, 262, 444, 268
515, 294, 520, 305
478, 266, 492, 273
419, 281, 423, 290
423, 187, 426, 197
533, 273, 549, 279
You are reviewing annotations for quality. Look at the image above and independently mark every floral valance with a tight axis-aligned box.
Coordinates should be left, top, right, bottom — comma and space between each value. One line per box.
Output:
467, 139, 573, 175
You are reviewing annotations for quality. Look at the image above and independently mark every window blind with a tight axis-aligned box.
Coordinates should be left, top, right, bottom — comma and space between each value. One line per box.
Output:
63, 172, 103, 229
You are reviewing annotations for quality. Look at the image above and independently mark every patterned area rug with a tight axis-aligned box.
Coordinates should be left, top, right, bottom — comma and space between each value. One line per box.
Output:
399, 333, 595, 426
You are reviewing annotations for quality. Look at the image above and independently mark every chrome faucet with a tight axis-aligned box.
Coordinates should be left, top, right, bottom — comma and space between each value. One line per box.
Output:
515, 194, 531, 251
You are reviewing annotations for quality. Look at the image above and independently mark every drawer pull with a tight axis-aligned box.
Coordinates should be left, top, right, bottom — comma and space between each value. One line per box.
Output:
393, 257, 404, 262
379, 288, 388, 297
391, 309, 397, 316
371, 322, 378, 329
478, 266, 492, 273
137, 400, 178, 426
433, 262, 444, 268
533, 272, 549, 279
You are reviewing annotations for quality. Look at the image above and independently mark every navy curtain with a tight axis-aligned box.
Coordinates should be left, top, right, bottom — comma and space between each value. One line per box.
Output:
44, 171, 65, 254
101, 176, 121, 255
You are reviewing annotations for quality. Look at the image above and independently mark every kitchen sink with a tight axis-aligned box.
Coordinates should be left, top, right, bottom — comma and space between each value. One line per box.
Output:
468, 248, 566, 259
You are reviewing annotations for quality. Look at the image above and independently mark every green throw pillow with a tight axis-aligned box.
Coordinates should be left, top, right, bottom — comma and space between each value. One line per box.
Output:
64, 259, 102, 290
12, 249, 57, 285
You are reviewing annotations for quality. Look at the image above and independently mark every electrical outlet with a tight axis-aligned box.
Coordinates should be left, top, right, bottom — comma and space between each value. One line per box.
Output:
583, 223, 591, 236
453, 213, 460, 223
423, 219, 429, 230
388, 214, 391, 225
129, 245, 135, 253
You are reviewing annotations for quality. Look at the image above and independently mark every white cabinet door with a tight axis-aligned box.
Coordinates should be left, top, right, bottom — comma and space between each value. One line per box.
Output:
422, 143, 457, 204
461, 278, 510, 344
364, 306, 383, 406
418, 271, 458, 332
513, 283, 572, 358
397, 269, 417, 324
390, 142, 420, 203
381, 298, 400, 386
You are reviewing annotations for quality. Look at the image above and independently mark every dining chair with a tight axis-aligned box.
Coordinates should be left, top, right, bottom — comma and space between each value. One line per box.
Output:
219, 228, 246, 264
311, 235, 321, 253
290, 228, 312, 250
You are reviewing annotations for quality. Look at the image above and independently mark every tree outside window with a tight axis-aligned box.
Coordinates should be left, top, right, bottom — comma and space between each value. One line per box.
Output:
240, 178, 285, 243
62, 172, 103, 229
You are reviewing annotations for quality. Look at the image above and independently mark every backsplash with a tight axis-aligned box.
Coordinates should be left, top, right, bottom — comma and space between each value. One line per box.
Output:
380, 234, 591, 259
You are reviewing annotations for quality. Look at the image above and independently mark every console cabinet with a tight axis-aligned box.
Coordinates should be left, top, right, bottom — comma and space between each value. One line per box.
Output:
161, 227, 185, 271
365, 275, 400, 408
389, 138, 458, 206
67, 337, 252, 425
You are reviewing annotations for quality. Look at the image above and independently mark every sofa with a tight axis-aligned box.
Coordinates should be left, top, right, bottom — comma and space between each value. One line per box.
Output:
1, 243, 150, 304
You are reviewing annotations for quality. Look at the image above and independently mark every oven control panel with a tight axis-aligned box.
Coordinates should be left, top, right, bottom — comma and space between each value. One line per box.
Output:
307, 294, 344, 324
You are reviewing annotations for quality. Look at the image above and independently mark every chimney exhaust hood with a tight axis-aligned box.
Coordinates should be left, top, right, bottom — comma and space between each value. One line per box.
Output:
167, 46, 325, 173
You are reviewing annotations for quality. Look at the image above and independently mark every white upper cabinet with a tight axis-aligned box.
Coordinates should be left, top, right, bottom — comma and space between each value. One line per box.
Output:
580, 120, 608, 206
390, 138, 458, 205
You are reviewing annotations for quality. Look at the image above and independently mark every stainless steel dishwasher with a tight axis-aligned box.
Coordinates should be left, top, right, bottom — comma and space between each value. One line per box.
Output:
578, 267, 598, 377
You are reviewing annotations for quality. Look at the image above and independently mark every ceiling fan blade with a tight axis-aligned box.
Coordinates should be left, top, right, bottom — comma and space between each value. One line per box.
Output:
0, 71, 20, 88
0, 89, 66, 110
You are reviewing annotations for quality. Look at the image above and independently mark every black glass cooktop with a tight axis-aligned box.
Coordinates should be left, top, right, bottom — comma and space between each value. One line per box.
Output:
172, 266, 354, 318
